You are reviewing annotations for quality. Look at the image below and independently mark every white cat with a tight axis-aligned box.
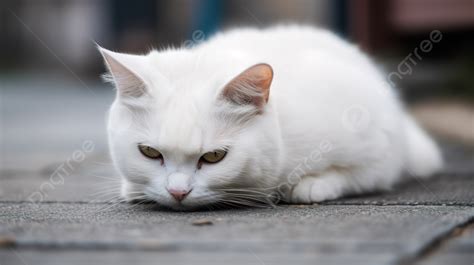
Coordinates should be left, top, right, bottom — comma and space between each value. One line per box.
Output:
99, 25, 442, 210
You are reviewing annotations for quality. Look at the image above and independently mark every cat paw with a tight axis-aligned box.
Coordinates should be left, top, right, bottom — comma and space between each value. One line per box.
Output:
290, 176, 343, 204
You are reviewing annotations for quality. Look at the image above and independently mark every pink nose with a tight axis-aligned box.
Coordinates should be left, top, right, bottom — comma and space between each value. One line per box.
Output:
167, 188, 191, 201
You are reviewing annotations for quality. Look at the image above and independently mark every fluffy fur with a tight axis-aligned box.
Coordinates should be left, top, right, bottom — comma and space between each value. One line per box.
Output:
99, 25, 442, 210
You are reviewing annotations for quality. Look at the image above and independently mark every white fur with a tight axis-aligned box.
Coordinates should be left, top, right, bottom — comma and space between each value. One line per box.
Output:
99, 25, 442, 210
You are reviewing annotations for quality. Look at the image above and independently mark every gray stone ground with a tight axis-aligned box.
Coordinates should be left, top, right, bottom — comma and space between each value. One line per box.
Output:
1, 79, 473, 265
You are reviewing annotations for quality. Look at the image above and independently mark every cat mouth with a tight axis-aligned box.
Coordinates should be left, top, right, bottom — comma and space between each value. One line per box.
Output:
140, 187, 278, 211
141, 188, 214, 211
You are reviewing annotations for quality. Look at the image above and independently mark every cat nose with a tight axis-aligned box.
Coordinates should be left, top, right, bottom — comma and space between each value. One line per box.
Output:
167, 188, 191, 202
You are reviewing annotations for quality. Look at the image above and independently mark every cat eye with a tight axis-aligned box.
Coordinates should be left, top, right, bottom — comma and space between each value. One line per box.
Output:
138, 144, 162, 160
200, 150, 227, 164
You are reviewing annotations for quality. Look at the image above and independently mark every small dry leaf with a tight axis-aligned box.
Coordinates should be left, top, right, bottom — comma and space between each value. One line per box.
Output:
192, 219, 213, 226
0, 236, 16, 247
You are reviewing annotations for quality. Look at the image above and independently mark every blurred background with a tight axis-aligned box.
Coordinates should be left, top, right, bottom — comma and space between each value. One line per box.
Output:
1, 0, 473, 175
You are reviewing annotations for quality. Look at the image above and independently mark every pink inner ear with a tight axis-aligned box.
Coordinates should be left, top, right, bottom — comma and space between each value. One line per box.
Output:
222, 63, 274, 108
249, 64, 273, 103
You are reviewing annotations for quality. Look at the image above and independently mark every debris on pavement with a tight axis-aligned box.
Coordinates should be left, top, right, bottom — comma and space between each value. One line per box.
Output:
192, 219, 214, 226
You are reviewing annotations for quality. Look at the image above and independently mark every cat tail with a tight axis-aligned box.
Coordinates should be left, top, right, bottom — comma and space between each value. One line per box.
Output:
403, 115, 443, 178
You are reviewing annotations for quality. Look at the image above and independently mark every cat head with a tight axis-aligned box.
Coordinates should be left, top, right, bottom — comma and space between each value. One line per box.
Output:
99, 47, 279, 210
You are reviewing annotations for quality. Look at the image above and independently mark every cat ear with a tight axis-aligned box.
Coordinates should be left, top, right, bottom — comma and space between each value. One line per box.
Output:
98, 46, 148, 98
220, 63, 273, 110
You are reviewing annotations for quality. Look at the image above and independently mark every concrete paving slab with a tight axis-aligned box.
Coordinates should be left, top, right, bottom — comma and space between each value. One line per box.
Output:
0, 203, 472, 265
1, 249, 412, 265
1, 80, 112, 172
326, 173, 474, 206
0, 156, 119, 203
0, 249, 394, 265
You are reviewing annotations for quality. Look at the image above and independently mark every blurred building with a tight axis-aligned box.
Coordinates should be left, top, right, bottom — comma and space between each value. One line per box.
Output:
1, 0, 474, 100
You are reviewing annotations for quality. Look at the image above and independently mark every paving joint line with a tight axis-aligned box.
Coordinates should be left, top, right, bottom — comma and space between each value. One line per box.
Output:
395, 216, 474, 265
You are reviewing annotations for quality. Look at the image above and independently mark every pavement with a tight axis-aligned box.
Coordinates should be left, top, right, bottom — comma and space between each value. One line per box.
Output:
1, 78, 473, 265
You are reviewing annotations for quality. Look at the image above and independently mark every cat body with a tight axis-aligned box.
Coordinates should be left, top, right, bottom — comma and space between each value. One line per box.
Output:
99, 25, 442, 210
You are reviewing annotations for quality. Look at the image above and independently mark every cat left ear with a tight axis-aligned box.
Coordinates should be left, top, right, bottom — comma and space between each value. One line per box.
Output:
220, 63, 273, 110
98, 46, 148, 98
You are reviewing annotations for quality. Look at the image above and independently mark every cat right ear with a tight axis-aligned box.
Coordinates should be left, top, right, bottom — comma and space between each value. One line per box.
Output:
98, 46, 149, 98
220, 63, 273, 110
